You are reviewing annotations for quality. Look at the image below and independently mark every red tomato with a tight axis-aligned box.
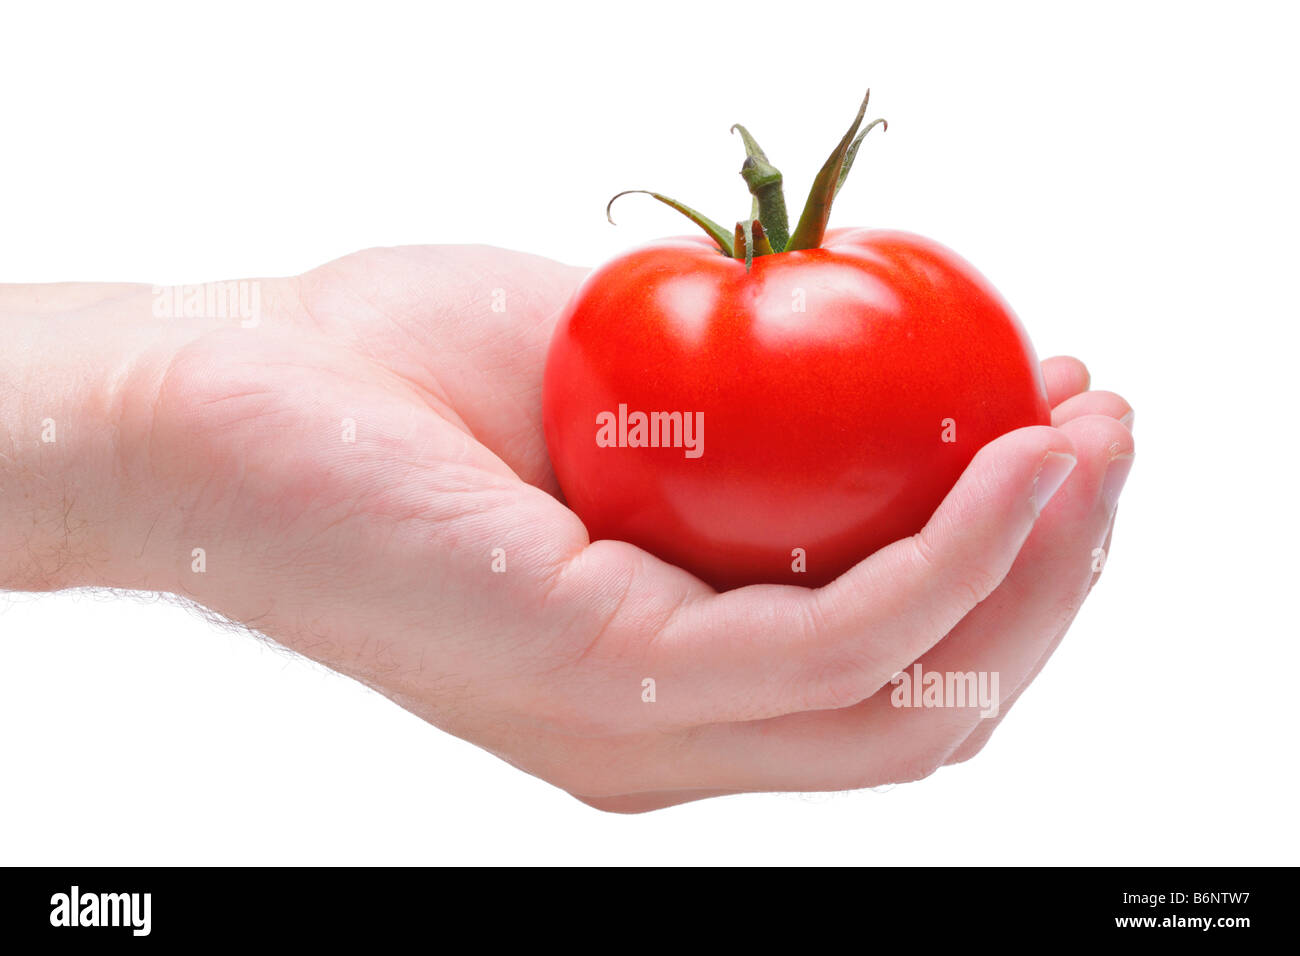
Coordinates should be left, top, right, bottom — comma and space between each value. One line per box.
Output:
543, 227, 1050, 590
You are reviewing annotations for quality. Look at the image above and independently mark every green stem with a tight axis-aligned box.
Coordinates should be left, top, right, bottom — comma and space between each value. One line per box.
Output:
834, 118, 888, 198
731, 125, 790, 251
606, 190, 735, 256
785, 89, 876, 252
605, 88, 887, 260
733, 221, 751, 271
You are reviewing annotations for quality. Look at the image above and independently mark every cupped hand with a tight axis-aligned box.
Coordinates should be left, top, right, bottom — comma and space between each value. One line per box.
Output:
114, 245, 1133, 812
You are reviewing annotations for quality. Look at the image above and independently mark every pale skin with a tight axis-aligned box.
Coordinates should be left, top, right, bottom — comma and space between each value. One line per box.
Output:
0, 245, 1135, 812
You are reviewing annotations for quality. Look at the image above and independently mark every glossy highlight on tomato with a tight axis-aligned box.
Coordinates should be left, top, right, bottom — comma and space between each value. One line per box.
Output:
544, 227, 1050, 590
544, 90, 1050, 590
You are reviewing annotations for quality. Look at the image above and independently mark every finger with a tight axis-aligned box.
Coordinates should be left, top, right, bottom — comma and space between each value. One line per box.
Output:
587, 425, 1077, 730
554, 418, 1131, 796
1052, 389, 1134, 429
702, 417, 1132, 793
863, 414, 1133, 771
947, 501, 1122, 765
1041, 356, 1090, 407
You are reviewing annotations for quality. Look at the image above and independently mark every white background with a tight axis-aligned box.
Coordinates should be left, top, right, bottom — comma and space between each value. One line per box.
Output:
2, 1, 1297, 864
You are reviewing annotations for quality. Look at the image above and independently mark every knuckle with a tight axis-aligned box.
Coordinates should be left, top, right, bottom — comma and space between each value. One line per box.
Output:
946, 733, 991, 766
951, 572, 987, 616
954, 565, 1000, 610
908, 530, 941, 574
909, 532, 1002, 611
887, 737, 954, 785
890, 753, 944, 785
801, 656, 877, 711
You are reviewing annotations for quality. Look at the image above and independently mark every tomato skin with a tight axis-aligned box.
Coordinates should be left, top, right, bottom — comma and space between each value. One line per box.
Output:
543, 228, 1050, 591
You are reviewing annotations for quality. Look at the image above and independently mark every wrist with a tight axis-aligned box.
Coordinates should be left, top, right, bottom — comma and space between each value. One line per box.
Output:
0, 282, 277, 593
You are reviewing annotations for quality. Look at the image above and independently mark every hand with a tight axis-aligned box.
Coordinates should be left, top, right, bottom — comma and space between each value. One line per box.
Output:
0, 246, 1134, 812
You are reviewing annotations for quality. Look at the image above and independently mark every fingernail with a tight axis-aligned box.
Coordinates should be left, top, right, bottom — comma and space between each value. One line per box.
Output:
1120, 409, 1135, 430
1032, 452, 1077, 516
1101, 453, 1134, 514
